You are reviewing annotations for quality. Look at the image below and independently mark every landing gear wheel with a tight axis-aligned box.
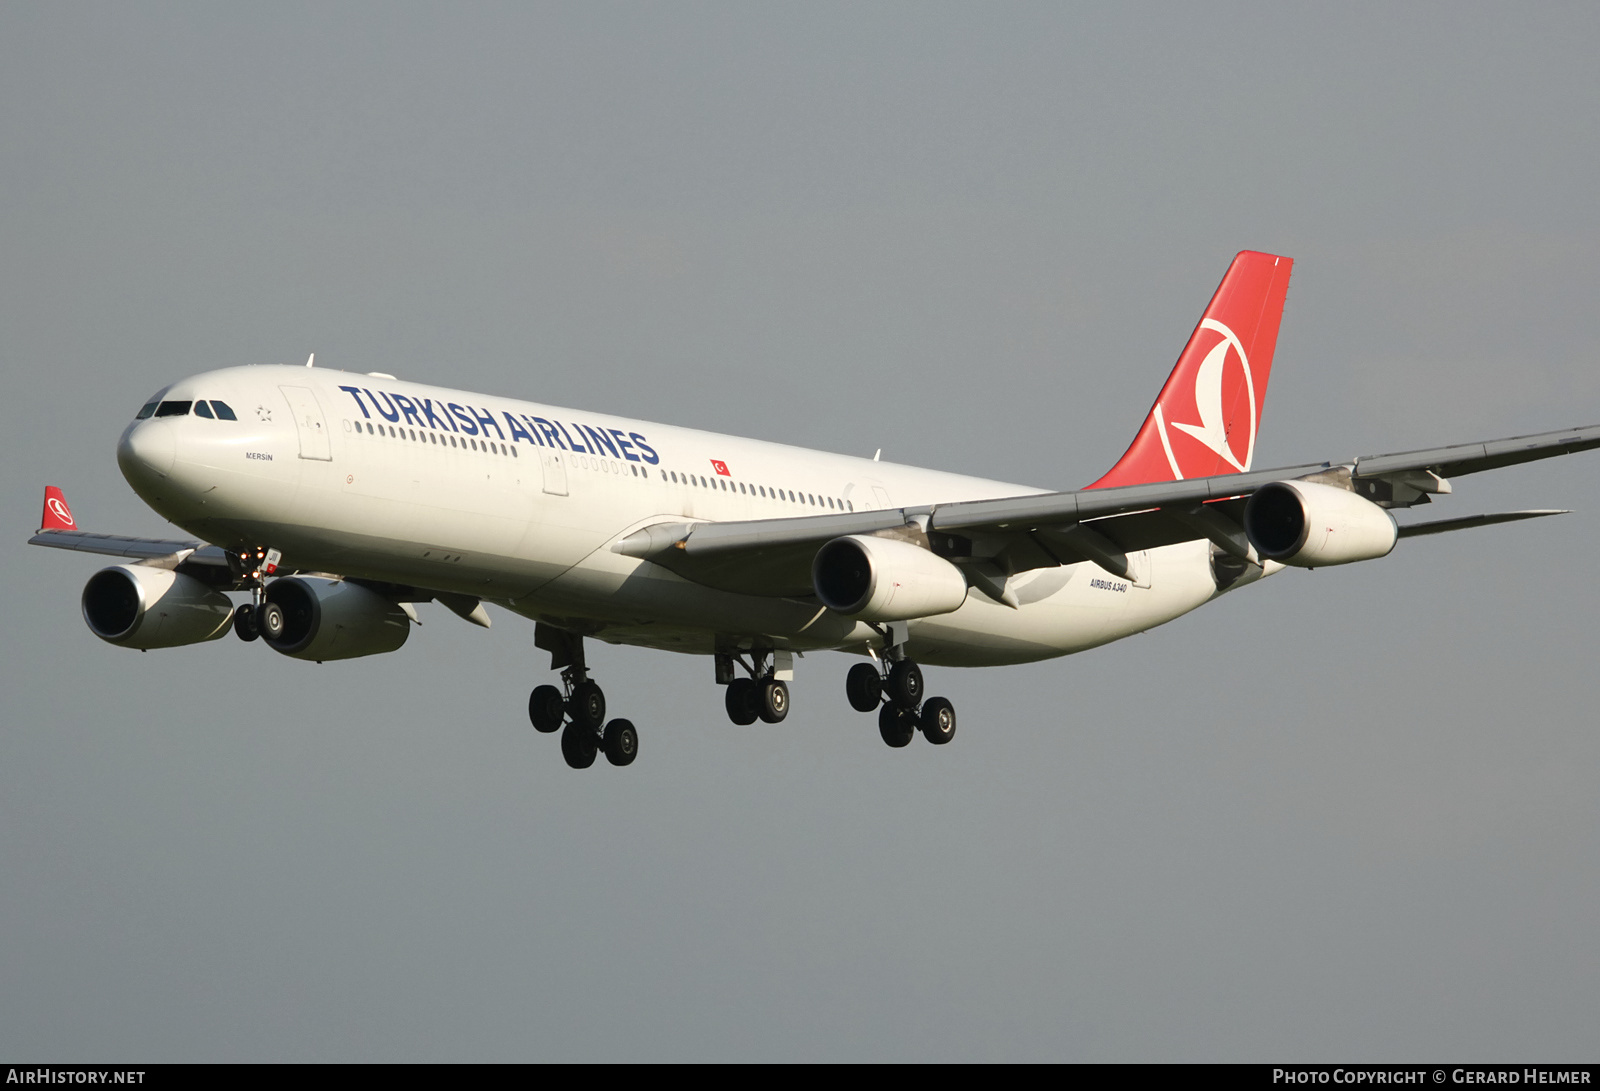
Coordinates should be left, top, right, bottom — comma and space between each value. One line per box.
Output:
603, 719, 638, 766
568, 681, 606, 731
878, 703, 916, 748
528, 685, 565, 733
920, 697, 957, 745
233, 604, 260, 642
560, 722, 598, 769
845, 663, 881, 712
758, 679, 790, 724
886, 660, 924, 710
725, 678, 759, 725
257, 601, 286, 642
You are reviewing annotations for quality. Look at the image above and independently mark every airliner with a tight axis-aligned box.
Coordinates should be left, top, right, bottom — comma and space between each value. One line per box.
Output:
32, 251, 1600, 768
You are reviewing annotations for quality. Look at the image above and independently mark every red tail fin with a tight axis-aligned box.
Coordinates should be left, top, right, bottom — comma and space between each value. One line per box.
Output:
41, 486, 77, 531
1087, 251, 1293, 488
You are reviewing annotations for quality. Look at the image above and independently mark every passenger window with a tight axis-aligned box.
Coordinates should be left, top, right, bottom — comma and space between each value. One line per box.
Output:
154, 401, 191, 417
211, 401, 237, 421
193, 400, 214, 419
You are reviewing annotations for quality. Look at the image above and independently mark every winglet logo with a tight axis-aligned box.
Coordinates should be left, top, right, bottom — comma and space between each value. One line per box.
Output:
1153, 318, 1256, 480
42, 487, 76, 531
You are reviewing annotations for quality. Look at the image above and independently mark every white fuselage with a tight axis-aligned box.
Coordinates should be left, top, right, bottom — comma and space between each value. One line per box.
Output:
117, 365, 1254, 667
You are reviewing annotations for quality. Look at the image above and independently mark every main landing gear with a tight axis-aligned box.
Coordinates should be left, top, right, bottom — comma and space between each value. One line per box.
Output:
717, 649, 791, 726
844, 633, 957, 748
528, 625, 638, 769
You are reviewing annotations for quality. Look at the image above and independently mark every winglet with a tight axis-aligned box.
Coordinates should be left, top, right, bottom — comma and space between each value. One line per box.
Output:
1088, 251, 1294, 489
41, 486, 77, 531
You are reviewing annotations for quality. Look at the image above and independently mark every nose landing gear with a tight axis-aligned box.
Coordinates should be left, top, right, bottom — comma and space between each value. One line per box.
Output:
228, 546, 285, 644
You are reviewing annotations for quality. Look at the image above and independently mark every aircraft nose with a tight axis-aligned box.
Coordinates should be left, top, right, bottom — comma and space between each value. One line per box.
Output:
117, 420, 176, 483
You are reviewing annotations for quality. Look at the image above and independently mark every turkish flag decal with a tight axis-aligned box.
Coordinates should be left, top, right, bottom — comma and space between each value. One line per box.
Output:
710, 459, 730, 476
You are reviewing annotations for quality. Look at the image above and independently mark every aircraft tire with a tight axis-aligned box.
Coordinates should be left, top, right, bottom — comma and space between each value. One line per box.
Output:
257, 601, 286, 642
233, 604, 260, 642
845, 663, 881, 712
560, 721, 598, 769
528, 685, 565, 733
603, 719, 638, 766
569, 681, 606, 731
878, 703, 915, 748
886, 660, 923, 710
725, 678, 759, 725
920, 697, 956, 745
758, 679, 789, 724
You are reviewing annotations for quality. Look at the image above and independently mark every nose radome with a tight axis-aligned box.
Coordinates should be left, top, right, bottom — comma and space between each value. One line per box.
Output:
118, 420, 176, 484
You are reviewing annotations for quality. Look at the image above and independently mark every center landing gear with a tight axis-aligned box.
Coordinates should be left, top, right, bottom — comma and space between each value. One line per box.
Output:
846, 630, 957, 748
719, 650, 791, 725
528, 624, 638, 769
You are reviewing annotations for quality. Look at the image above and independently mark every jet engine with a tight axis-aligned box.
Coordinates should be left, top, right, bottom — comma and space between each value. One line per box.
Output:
262, 576, 411, 662
812, 535, 969, 621
81, 564, 234, 649
1244, 480, 1398, 567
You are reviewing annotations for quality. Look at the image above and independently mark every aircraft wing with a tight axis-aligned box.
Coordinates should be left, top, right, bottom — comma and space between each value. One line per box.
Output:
28, 528, 233, 568
615, 423, 1600, 596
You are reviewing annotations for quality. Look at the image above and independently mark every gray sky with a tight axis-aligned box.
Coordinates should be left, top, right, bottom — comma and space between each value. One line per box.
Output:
4, 2, 1599, 1061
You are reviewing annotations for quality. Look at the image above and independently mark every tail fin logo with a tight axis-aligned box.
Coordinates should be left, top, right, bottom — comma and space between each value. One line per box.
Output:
42, 486, 77, 530
1154, 318, 1256, 478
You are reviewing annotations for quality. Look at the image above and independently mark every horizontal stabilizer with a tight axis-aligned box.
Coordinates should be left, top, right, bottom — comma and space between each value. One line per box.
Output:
1396, 510, 1568, 538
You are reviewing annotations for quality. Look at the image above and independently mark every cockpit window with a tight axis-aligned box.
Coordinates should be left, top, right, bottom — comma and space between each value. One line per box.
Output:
154, 400, 192, 417
136, 403, 158, 420
193, 400, 214, 419
211, 401, 237, 420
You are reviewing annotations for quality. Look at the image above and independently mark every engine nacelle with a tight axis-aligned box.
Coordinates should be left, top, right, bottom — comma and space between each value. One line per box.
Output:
81, 564, 234, 649
263, 576, 411, 661
812, 534, 969, 621
1244, 480, 1398, 567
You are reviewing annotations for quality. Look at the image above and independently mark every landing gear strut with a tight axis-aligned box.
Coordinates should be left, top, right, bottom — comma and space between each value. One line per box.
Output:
229, 545, 278, 643
718, 649, 791, 725
529, 624, 638, 769
848, 626, 957, 748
